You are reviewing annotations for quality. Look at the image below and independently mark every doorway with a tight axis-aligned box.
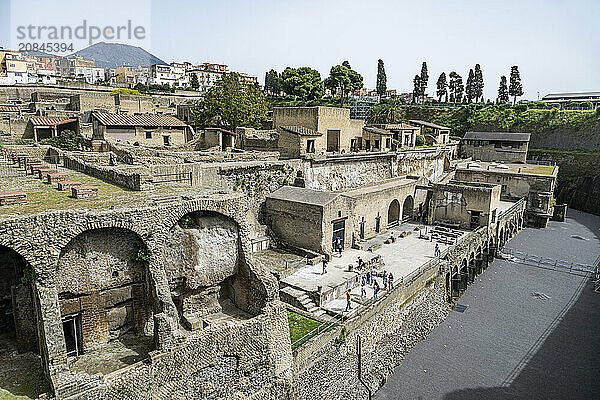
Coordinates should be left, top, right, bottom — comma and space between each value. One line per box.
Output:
332, 220, 345, 250
327, 130, 340, 152
62, 314, 82, 357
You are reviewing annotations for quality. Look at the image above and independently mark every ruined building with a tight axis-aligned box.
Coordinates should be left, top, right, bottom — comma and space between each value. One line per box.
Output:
0, 102, 559, 399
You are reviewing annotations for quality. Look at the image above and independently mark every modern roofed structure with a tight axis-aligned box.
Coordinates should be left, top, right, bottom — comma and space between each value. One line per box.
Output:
460, 131, 531, 163
541, 91, 600, 106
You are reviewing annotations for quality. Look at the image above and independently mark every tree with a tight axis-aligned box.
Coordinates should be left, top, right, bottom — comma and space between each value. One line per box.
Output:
497, 75, 509, 104
509, 65, 523, 104
436, 72, 448, 102
376, 59, 387, 97
190, 73, 199, 90
133, 82, 148, 93
191, 72, 268, 131
465, 68, 475, 103
474, 64, 484, 102
324, 61, 363, 106
448, 72, 463, 104
412, 75, 422, 104
281, 67, 324, 101
264, 69, 281, 95
419, 62, 429, 103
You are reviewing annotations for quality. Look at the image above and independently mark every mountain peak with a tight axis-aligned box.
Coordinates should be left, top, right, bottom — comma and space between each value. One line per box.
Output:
69, 42, 166, 69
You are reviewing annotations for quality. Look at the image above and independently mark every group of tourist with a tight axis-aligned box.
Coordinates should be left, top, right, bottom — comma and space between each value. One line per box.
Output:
346, 268, 396, 311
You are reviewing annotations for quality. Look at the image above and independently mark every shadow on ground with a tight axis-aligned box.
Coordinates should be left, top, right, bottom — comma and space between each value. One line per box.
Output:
443, 277, 600, 400
0, 333, 50, 400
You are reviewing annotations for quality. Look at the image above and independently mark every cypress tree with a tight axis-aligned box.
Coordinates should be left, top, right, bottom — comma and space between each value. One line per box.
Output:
466, 69, 475, 103
436, 72, 447, 102
509, 65, 523, 104
419, 62, 429, 103
376, 59, 387, 97
412, 75, 422, 104
474, 64, 484, 102
497, 75, 509, 104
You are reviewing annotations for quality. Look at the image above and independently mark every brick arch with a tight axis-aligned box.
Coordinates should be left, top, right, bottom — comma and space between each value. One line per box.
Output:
54, 218, 149, 256
0, 237, 38, 269
160, 201, 248, 239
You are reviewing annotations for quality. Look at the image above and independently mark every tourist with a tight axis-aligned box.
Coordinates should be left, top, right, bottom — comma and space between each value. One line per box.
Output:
357, 256, 365, 269
321, 255, 327, 275
365, 271, 370, 284
373, 280, 380, 299
361, 279, 367, 297
371, 268, 377, 286
388, 273, 394, 290
345, 290, 352, 311
435, 243, 440, 257
337, 240, 343, 255
390, 231, 395, 243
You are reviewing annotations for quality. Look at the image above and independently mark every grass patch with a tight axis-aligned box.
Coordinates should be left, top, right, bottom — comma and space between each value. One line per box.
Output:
513, 165, 556, 175
287, 310, 323, 344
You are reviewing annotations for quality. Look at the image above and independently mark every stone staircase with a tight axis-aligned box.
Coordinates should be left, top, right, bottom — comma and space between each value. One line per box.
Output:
280, 286, 326, 318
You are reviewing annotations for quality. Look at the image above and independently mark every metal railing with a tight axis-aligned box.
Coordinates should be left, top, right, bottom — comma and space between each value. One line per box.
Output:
152, 172, 193, 184
500, 248, 597, 277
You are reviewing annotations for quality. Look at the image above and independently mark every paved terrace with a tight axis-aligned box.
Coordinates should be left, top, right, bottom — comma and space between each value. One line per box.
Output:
377, 209, 600, 400
281, 222, 468, 314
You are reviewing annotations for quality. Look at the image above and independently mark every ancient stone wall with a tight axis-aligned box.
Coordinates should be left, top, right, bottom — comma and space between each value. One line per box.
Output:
0, 195, 294, 399
63, 153, 153, 190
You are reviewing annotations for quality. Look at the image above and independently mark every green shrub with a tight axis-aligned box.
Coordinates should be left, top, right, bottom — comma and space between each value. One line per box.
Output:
39, 130, 82, 150
110, 88, 143, 95
415, 134, 425, 146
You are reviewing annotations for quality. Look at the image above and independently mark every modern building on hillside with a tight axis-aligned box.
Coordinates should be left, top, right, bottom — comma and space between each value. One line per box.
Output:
542, 91, 600, 106
460, 131, 530, 163
91, 112, 192, 146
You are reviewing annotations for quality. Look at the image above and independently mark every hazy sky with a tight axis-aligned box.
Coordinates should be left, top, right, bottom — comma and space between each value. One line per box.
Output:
2, 0, 599, 100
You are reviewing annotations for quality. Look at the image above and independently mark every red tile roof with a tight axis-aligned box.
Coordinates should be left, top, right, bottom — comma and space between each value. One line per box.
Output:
30, 117, 77, 126
0, 105, 19, 112
92, 112, 187, 127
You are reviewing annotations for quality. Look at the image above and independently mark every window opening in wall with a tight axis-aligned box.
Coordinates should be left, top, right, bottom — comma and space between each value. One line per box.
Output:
306, 139, 315, 153
470, 211, 481, 229
145, 131, 152, 139
62, 315, 82, 357
163, 135, 170, 145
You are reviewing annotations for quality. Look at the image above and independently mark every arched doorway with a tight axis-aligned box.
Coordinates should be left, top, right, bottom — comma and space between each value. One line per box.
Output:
388, 199, 400, 227
0, 245, 47, 398
0, 245, 38, 353
58, 228, 154, 362
402, 196, 414, 222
